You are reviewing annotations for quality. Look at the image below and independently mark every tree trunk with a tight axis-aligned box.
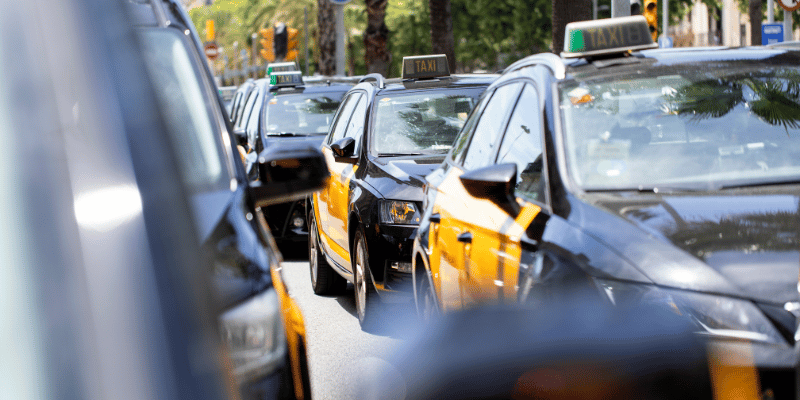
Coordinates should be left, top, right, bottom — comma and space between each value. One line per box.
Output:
429, 0, 456, 72
749, 0, 762, 45
365, 0, 391, 76
317, 0, 336, 75
552, 0, 592, 53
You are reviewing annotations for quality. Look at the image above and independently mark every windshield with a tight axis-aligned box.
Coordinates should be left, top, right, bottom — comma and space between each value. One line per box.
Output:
371, 89, 481, 156
559, 66, 800, 191
263, 92, 345, 136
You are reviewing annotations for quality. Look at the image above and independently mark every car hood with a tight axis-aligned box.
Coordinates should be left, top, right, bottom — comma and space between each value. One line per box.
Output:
366, 156, 445, 201
576, 190, 800, 305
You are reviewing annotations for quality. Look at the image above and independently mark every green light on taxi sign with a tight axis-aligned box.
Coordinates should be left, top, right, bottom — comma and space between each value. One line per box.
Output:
568, 30, 586, 53
267, 61, 298, 75
562, 16, 657, 58
270, 71, 303, 88
401, 54, 450, 80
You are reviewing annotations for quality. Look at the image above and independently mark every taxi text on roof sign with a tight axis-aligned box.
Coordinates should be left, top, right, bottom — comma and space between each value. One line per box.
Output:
562, 16, 658, 59
270, 71, 304, 87
401, 54, 450, 80
267, 61, 297, 75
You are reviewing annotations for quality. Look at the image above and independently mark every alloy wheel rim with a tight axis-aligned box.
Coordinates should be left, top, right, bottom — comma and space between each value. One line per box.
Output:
310, 221, 318, 286
355, 240, 366, 320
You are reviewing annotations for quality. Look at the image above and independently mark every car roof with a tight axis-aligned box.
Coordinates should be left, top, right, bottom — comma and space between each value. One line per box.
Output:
255, 77, 354, 95
359, 74, 498, 94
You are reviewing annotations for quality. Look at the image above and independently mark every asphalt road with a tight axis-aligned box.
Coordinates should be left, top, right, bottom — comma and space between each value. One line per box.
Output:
280, 251, 422, 400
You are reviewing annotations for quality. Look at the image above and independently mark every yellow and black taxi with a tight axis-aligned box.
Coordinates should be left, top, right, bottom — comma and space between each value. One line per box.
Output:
235, 65, 355, 247
413, 16, 799, 397
309, 55, 497, 328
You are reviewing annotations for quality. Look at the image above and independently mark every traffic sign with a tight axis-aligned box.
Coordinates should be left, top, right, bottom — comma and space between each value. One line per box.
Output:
658, 35, 673, 48
204, 42, 220, 60
778, 0, 800, 12
328, 0, 351, 4
762, 23, 784, 45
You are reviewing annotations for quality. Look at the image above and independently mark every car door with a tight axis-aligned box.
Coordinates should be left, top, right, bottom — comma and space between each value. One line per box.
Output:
433, 82, 522, 309
317, 91, 362, 268
492, 83, 548, 300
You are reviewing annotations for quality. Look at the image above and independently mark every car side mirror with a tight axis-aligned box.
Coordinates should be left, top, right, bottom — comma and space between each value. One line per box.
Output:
459, 163, 520, 216
233, 127, 247, 147
248, 143, 330, 208
330, 137, 357, 164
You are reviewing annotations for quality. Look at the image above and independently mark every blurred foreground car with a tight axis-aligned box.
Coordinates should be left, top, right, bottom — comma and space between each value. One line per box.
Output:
130, 0, 323, 398
414, 16, 798, 397
309, 55, 497, 328
0, 0, 230, 398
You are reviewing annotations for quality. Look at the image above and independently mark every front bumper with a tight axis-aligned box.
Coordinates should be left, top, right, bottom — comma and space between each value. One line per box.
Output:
369, 224, 417, 300
262, 200, 308, 241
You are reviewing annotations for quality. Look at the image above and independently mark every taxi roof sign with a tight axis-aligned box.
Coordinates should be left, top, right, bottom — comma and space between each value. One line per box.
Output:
270, 71, 304, 88
401, 54, 450, 80
562, 16, 657, 59
267, 61, 298, 75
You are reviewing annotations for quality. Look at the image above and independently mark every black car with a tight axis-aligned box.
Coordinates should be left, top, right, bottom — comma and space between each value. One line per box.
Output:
236, 72, 354, 246
309, 55, 497, 328
231, 78, 257, 127
413, 16, 798, 398
131, 1, 327, 398
2, 0, 229, 397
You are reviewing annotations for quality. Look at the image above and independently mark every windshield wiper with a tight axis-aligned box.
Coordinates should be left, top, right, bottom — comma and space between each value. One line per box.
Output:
717, 179, 800, 190
586, 185, 705, 194
378, 152, 423, 157
266, 132, 308, 137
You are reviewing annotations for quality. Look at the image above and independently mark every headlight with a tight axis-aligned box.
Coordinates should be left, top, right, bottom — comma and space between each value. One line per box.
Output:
380, 200, 421, 225
219, 288, 286, 383
596, 279, 786, 345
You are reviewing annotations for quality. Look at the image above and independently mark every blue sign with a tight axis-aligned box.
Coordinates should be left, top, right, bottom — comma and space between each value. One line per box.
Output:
328, 0, 351, 4
762, 23, 784, 45
658, 35, 673, 48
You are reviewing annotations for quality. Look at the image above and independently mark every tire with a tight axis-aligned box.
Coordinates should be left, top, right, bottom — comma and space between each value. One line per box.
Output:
309, 213, 346, 295
353, 228, 381, 329
415, 269, 440, 322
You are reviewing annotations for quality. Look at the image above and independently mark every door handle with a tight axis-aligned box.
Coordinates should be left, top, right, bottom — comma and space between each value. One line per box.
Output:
429, 213, 441, 224
457, 231, 473, 244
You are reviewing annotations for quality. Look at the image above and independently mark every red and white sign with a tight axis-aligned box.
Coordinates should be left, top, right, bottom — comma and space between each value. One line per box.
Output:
779, 0, 800, 12
204, 42, 219, 60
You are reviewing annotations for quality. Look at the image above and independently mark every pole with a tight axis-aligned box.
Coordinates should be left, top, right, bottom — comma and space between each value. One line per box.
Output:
304, 7, 310, 75
662, 0, 667, 39
784, 9, 792, 41
335, 4, 345, 76
593, 0, 598, 19
768, 0, 774, 23
251, 33, 257, 79
611, 0, 629, 18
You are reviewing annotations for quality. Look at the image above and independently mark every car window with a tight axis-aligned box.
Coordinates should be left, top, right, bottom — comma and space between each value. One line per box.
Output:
461, 82, 522, 170
450, 93, 491, 165
370, 89, 481, 156
246, 91, 263, 146
263, 91, 346, 136
344, 94, 367, 154
327, 92, 362, 144
139, 29, 228, 191
497, 84, 545, 203
236, 88, 258, 131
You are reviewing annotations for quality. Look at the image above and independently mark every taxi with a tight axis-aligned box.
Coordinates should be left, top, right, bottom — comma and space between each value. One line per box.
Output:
413, 16, 799, 397
236, 65, 353, 246
308, 55, 496, 328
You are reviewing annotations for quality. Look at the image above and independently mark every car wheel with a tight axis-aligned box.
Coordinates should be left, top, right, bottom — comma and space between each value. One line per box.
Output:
416, 271, 439, 321
353, 228, 381, 329
309, 213, 346, 295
